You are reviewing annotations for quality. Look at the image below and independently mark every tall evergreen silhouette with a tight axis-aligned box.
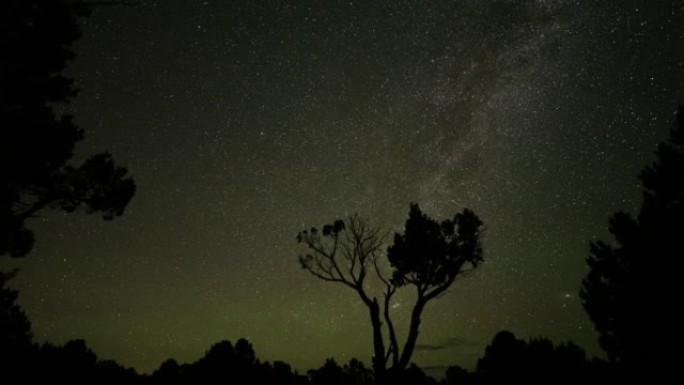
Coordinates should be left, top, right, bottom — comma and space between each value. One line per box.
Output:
1, 0, 135, 257
581, 107, 683, 374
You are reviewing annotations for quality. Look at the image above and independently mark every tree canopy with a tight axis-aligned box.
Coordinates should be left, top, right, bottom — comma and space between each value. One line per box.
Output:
1, 0, 135, 257
388, 203, 483, 298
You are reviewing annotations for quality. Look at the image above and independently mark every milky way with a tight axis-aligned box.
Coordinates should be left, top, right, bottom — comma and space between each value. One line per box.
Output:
3, 0, 683, 376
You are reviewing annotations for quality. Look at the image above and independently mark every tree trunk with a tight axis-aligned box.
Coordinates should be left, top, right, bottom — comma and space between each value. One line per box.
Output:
368, 298, 387, 385
397, 298, 426, 370
383, 292, 399, 367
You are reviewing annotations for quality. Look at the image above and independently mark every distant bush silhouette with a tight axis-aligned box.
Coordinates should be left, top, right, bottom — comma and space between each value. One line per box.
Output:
476, 331, 527, 381
441, 365, 469, 385
148, 338, 308, 385
3, 294, 618, 385
151, 358, 182, 385
308, 358, 374, 385
475, 331, 588, 384
308, 358, 351, 385
1, 0, 135, 258
297, 203, 483, 384
190, 339, 256, 382
581, 106, 683, 376
1, 275, 140, 383
5, 339, 139, 384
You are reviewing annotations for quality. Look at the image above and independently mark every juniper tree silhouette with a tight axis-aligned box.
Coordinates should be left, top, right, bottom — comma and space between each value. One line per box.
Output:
297, 203, 483, 384
0, 0, 135, 258
581, 106, 684, 375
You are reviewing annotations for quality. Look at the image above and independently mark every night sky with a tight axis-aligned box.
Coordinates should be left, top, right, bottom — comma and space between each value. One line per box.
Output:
3, 0, 684, 376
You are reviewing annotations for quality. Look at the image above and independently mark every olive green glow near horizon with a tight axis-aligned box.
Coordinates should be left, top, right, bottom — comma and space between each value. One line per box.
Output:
2, 0, 684, 377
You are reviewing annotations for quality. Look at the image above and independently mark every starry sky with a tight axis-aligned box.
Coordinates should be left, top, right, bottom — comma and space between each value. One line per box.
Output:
3, 0, 684, 376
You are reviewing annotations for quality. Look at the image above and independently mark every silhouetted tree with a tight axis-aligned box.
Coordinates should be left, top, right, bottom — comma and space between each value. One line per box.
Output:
193, 340, 245, 382
581, 107, 683, 375
476, 331, 587, 384
476, 331, 526, 381
0, 270, 34, 380
95, 359, 140, 385
441, 365, 469, 385
24, 338, 142, 384
36, 339, 99, 382
297, 204, 484, 384
151, 358, 183, 385
265, 361, 309, 385
234, 338, 257, 365
1, 0, 135, 257
344, 358, 374, 385
149, 338, 307, 385
308, 358, 348, 385
387, 204, 483, 374
0, 270, 32, 351
308, 358, 374, 385
1, 272, 143, 383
